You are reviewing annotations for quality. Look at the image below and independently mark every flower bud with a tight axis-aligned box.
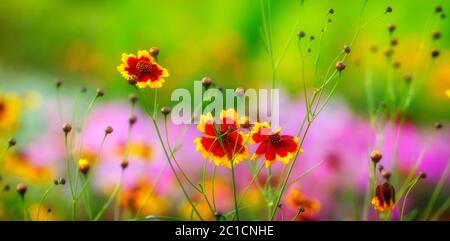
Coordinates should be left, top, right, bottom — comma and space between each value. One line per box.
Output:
343, 45, 351, 54
161, 106, 171, 115
55, 80, 63, 88
433, 31, 441, 40
149, 47, 160, 58
105, 126, 114, 135
96, 88, 104, 97
58, 178, 66, 185
62, 123, 72, 134
16, 183, 27, 197
335, 61, 346, 71
78, 159, 90, 175
201, 77, 212, 88
381, 170, 391, 180
128, 75, 138, 85
129, 115, 138, 126
388, 23, 396, 33
128, 93, 138, 104
370, 150, 382, 164
419, 172, 427, 179
235, 87, 245, 97
8, 138, 16, 147
121, 159, 129, 170
386, 6, 392, 13
431, 49, 440, 58
298, 31, 305, 38
390, 38, 398, 47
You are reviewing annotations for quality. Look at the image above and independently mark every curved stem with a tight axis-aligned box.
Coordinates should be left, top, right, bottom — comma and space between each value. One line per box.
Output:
36, 184, 55, 221
400, 176, 421, 221
94, 170, 124, 221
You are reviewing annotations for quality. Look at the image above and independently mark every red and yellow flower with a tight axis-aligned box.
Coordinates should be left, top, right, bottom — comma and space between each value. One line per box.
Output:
117, 50, 169, 88
249, 122, 300, 168
371, 182, 396, 212
194, 109, 249, 167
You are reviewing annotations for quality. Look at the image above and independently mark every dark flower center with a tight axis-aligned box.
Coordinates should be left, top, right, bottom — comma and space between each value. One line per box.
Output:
0, 101, 5, 117
269, 133, 281, 144
136, 60, 152, 73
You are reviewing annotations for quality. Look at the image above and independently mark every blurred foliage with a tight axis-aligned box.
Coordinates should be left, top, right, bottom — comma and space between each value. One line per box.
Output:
0, 0, 449, 123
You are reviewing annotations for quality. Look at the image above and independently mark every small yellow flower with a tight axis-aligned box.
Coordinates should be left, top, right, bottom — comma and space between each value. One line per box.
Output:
78, 159, 90, 174
117, 50, 169, 89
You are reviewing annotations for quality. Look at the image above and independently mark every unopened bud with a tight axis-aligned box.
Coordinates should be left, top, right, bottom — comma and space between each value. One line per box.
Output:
16, 183, 27, 197
128, 93, 138, 104
62, 123, 72, 134
336, 61, 346, 71
201, 77, 212, 88
343, 45, 351, 54
370, 150, 382, 164
78, 159, 90, 175
129, 115, 138, 126
8, 138, 16, 147
161, 106, 171, 115
105, 126, 113, 135
96, 88, 104, 97
149, 47, 160, 58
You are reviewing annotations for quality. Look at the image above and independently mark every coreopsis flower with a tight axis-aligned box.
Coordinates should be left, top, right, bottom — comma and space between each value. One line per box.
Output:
249, 122, 300, 168
0, 92, 20, 134
194, 109, 249, 167
120, 179, 169, 217
117, 50, 169, 88
371, 182, 396, 212
285, 186, 321, 220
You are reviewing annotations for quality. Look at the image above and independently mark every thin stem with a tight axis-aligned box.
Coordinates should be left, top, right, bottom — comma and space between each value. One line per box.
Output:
211, 165, 217, 212
20, 196, 31, 221
230, 157, 239, 220
36, 184, 55, 221
151, 117, 204, 221
164, 116, 202, 193
94, 170, 124, 221
270, 120, 312, 220
400, 176, 421, 221
63, 134, 74, 198
133, 163, 168, 220
422, 161, 450, 220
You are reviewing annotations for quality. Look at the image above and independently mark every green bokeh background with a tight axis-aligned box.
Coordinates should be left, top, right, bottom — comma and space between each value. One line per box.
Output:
1, 0, 449, 124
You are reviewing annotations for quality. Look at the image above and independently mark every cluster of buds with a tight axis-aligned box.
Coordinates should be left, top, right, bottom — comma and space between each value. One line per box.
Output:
54, 177, 66, 185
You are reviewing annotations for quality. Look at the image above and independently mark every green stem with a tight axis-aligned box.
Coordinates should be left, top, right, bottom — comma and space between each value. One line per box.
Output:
36, 184, 54, 221
400, 176, 421, 221
151, 117, 204, 221
422, 161, 450, 220
94, 170, 124, 221
270, 120, 312, 220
